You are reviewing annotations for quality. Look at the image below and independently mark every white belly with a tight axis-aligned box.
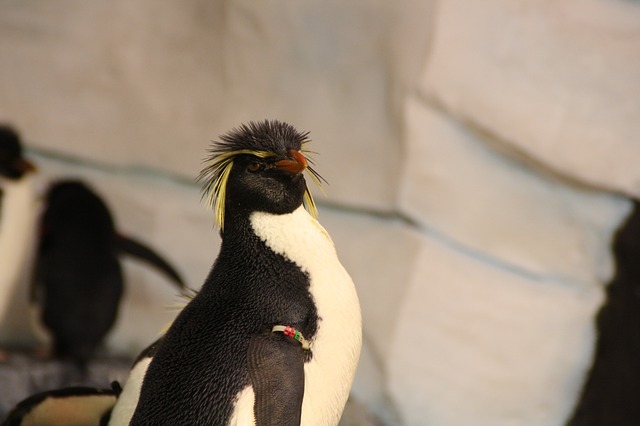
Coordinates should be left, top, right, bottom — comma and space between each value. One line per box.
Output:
250, 206, 362, 425
0, 176, 38, 344
108, 357, 153, 426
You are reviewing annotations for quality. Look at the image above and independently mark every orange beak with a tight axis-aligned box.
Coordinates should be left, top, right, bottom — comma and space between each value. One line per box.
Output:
274, 150, 308, 174
13, 157, 37, 173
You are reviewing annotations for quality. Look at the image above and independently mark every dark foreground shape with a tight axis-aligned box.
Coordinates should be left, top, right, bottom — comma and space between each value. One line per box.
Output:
567, 201, 640, 425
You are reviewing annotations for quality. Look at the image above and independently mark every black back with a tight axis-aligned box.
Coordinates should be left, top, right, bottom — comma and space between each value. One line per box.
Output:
34, 181, 123, 366
34, 180, 185, 367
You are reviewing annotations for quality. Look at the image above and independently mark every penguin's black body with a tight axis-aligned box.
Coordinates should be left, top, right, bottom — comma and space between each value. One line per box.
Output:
33, 180, 186, 368
127, 120, 361, 425
34, 181, 122, 366
133, 219, 314, 424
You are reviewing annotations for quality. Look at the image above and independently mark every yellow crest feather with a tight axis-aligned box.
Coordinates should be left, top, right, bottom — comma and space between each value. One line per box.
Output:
198, 123, 326, 230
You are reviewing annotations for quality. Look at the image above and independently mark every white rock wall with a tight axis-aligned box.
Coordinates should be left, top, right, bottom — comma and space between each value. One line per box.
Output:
424, 0, 640, 197
1, 0, 637, 424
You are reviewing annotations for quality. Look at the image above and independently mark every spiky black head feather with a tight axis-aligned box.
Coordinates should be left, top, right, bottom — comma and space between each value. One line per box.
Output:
198, 120, 325, 229
216, 120, 309, 156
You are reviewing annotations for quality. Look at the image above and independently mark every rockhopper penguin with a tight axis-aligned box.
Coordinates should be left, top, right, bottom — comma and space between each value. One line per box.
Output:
124, 120, 362, 425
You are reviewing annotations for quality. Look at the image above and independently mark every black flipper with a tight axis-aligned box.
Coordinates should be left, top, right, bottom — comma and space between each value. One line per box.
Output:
116, 235, 186, 290
247, 333, 305, 426
2, 386, 119, 426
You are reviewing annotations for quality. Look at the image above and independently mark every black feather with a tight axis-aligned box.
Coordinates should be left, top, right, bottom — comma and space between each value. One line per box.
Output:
213, 120, 310, 156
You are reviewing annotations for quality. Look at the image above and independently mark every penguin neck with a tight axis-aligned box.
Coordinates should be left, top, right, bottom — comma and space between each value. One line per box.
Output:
219, 212, 257, 248
219, 203, 306, 246
213, 203, 333, 289
247, 205, 335, 271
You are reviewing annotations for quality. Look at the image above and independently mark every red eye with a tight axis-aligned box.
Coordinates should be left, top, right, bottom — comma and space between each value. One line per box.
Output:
247, 162, 262, 172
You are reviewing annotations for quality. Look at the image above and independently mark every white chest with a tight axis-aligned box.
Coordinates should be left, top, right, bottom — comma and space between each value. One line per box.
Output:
245, 206, 362, 425
108, 357, 152, 426
0, 176, 37, 341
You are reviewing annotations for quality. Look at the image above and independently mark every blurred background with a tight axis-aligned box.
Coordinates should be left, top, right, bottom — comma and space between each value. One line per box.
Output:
1, 0, 639, 425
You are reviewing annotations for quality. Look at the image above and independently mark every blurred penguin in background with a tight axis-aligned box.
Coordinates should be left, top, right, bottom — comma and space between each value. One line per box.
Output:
0, 125, 37, 360
31, 180, 186, 370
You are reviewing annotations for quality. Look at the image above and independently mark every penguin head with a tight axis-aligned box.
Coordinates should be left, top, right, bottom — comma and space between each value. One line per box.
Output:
41, 180, 115, 240
0, 125, 36, 180
199, 120, 325, 229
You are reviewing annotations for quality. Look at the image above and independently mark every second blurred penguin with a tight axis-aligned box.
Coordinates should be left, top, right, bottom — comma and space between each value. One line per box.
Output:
32, 180, 186, 369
